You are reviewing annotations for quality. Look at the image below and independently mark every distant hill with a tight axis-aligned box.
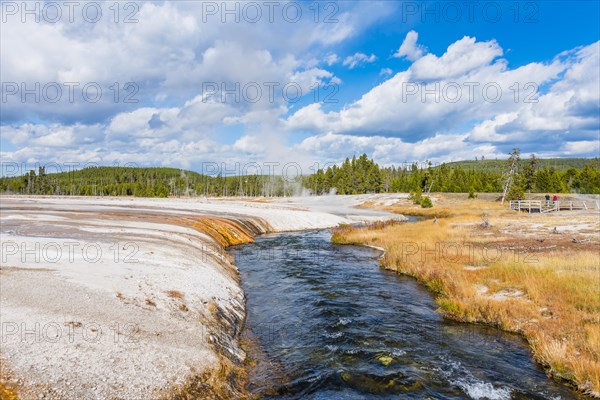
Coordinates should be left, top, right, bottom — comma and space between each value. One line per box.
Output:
442, 158, 596, 173
47, 166, 204, 181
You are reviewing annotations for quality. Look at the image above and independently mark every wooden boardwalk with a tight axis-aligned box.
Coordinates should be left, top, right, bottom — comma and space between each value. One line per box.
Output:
509, 200, 600, 213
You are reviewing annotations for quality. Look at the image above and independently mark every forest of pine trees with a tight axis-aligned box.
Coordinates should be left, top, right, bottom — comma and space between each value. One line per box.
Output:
1, 155, 599, 197
304, 154, 600, 196
0, 167, 302, 197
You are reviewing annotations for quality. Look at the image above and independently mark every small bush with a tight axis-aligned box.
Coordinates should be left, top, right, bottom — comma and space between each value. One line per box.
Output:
468, 187, 478, 199
409, 187, 423, 205
420, 196, 433, 208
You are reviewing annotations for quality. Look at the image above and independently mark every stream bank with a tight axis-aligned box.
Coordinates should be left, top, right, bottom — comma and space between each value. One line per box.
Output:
232, 229, 586, 400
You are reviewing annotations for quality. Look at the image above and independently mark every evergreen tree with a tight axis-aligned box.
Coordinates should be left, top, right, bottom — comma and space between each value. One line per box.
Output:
504, 148, 525, 201
523, 154, 538, 192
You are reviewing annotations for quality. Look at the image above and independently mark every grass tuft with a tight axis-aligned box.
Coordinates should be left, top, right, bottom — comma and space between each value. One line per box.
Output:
166, 290, 185, 299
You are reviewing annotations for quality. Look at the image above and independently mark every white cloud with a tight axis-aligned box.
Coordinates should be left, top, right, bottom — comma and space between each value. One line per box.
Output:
107, 108, 161, 137
343, 52, 377, 69
379, 68, 393, 76
562, 140, 600, 155
295, 132, 504, 166
286, 36, 592, 151
325, 53, 340, 66
4, 123, 104, 148
466, 42, 600, 148
0, 1, 365, 124
394, 30, 426, 61
411, 36, 503, 80
232, 135, 265, 154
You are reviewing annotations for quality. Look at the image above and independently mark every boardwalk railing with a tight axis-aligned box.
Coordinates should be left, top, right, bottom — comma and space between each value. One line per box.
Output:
509, 200, 596, 213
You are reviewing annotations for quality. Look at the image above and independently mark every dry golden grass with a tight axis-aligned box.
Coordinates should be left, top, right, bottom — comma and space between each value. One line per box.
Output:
145, 298, 157, 307
166, 290, 185, 299
0, 384, 18, 400
245, 197, 274, 203
0, 363, 21, 400
167, 354, 248, 400
334, 195, 600, 397
385, 203, 454, 219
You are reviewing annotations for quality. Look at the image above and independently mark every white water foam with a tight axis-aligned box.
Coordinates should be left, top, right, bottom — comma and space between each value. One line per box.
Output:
453, 380, 512, 400
335, 317, 352, 326
440, 357, 512, 400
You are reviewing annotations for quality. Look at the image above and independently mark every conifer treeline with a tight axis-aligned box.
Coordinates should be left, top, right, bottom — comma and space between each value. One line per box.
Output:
0, 167, 300, 197
1, 155, 599, 197
304, 154, 600, 195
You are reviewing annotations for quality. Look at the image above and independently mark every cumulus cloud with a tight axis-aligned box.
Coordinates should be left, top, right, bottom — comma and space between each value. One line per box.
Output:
394, 30, 426, 61
562, 140, 600, 156
286, 36, 598, 158
411, 36, 503, 80
1, 1, 379, 124
466, 42, 600, 151
295, 132, 503, 166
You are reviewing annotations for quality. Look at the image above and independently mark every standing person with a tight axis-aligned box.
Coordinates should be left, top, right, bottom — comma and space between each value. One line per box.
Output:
545, 193, 550, 206
553, 194, 558, 204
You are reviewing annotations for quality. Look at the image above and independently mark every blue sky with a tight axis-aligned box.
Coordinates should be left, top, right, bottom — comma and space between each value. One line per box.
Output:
1, 1, 599, 174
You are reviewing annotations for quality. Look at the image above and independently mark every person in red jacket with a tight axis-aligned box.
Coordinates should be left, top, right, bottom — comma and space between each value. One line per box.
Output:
552, 194, 558, 203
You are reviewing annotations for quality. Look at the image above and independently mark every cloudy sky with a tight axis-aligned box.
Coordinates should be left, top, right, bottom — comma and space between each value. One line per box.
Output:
1, 0, 599, 174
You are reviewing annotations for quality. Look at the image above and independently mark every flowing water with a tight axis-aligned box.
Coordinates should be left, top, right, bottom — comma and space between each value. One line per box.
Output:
230, 230, 585, 400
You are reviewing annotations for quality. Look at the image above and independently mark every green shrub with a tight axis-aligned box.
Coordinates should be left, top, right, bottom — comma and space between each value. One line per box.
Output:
468, 187, 477, 199
409, 187, 423, 204
420, 196, 433, 208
